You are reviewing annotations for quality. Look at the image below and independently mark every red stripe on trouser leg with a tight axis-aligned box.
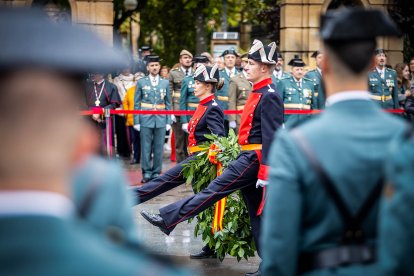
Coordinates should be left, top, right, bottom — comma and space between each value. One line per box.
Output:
256, 186, 266, 216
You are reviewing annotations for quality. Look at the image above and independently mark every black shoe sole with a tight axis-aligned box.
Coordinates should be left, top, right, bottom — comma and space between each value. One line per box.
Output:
140, 211, 171, 235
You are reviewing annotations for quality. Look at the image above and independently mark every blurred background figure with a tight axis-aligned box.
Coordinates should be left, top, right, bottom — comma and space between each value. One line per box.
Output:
201, 52, 214, 66
169, 49, 193, 163
395, 62, 411, 108
305, 50, 325, 109
134, 45, 152, 75
228, 53, 252, 133
160, 65, 170, 79
85, 72, 121, 155
214, 56, 225, 70
134, 55, 172, 183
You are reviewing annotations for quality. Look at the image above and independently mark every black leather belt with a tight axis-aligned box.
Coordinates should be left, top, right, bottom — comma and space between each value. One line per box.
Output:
298, 244, 376, 274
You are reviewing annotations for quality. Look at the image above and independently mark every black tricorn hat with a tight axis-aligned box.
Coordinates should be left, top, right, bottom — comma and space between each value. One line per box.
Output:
146, 55, 161, 63
141, 45, 152, 51
311, 50, 322, 58
276, 52, 283, 60
248, 39, 277, 65
375, 48, 386, 55
320, 8, 401, 42
221, 48, 239, 57
192, 55, 209, 64
288, 55, 306, 67
0, 8, 127, 72
194, 64, 219, 83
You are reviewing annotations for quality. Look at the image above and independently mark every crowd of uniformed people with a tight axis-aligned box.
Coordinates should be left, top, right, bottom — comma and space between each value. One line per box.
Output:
1, 5, 414, 276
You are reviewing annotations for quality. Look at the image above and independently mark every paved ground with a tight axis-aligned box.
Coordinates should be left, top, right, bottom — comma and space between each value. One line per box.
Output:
124, 158, 261, 276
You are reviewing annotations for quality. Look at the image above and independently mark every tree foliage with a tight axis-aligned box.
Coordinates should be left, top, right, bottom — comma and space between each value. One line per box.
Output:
388, 0, 414, 61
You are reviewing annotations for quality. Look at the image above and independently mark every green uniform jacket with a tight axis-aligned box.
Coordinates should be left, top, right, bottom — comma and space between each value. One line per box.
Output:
0, 216, 186, 276
179, 75, 199, 123
305, 69, 325, 109
217, 69, 238, 118
261, 98, 406, 276
228, 72, 252, 124
72, 156, 139, 244
276, 75, 317, 128
368, 68, 399, 109
379, 130, 414, 275
169, 68, 186, 111
134, 76, 171, 128
271, 71, 290, 86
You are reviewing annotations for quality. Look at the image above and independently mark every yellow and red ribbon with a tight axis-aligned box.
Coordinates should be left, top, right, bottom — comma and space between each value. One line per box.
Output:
208, 144, 227, 233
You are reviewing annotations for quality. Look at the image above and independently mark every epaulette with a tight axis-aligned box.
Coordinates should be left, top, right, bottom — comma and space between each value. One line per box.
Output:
280, 76, 290, 81
303, 77, 313, 82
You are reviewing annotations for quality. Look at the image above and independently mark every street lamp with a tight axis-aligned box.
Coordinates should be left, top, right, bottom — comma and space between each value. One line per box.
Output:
124, 0, 137, 11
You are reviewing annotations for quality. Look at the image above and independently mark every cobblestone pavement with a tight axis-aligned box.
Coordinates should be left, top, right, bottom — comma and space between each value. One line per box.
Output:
124, 158, 261, 276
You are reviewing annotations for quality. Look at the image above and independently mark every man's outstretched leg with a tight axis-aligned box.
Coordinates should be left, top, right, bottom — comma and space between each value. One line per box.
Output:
140, 151, 260, 234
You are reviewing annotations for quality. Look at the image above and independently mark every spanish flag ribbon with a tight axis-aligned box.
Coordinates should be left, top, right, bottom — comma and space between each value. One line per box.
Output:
208, 144, 227, 233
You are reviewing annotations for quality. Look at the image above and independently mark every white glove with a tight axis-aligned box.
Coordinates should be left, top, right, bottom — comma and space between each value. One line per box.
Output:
256, 179, 268, 188
171, 115, 177, 123
229, 121, 237, 129
134, 124, 140, 131
166, 124, 171, 132
182, 123, 189, 133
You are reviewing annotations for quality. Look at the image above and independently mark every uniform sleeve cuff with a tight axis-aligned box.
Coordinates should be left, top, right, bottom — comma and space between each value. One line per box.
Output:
258, 164, 269, 181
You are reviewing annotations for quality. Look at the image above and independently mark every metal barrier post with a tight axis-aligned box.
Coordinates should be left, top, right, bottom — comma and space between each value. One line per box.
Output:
105, 108, 111, 157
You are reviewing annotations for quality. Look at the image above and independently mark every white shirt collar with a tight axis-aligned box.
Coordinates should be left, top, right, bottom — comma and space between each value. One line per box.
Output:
317, 67, 322, 75
149, 74, 159, 85
376, 67, 385, 74
181, 66, 191, 75
225, 67, 235, 76
0, 191, 74, 218
325, 90, 371, 107
94, 79, 105, 85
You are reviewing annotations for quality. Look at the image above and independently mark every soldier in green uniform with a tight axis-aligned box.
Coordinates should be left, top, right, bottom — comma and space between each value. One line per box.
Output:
368, 49, 399, 109
276, 55, 316, 128
261, 8, 403, 276
271, 52, 290, 84
228, 53, 252, 133
134, 55, 172, 183
217, 48, 240, 133
169, 50, 193, 163
305, 50, 326, 109
179, 55, 210, 131
0, 8, 185, 276
379, 129, 414, 275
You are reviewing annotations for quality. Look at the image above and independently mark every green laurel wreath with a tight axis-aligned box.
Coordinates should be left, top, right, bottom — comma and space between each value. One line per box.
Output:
181, 129, 256, 261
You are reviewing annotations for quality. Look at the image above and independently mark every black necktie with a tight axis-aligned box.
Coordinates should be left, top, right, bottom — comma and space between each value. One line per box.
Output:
185, 69, 189, 76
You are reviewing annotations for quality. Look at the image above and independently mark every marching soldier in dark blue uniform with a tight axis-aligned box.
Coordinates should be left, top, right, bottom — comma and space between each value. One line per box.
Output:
134, 64, 225, 258
276, 55, 316, 128
140, 39, 284, 276
134, 55, 172, 183
217, 48, 240, 133
271, 52, 290, 84
261, 8, 403, 276
368, 49, 399, 109
179, 55, 210, 130
379, 129, 414, 274
305, 50, 326, 108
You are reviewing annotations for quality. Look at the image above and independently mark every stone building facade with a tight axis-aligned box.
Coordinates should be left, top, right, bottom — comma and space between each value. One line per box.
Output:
280, 0, 403, 69
0, 0, 114, 45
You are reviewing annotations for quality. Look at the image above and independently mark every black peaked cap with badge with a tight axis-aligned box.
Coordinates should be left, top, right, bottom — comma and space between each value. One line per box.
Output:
145, 55, 161, 63
248, 39, 277, 64
0, 8, 127, 72
320, 8, 401, 43
288, 55, 306, 67
192, 56, 209, 65
221, 48, 239, 57
193, 64, 219, 83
